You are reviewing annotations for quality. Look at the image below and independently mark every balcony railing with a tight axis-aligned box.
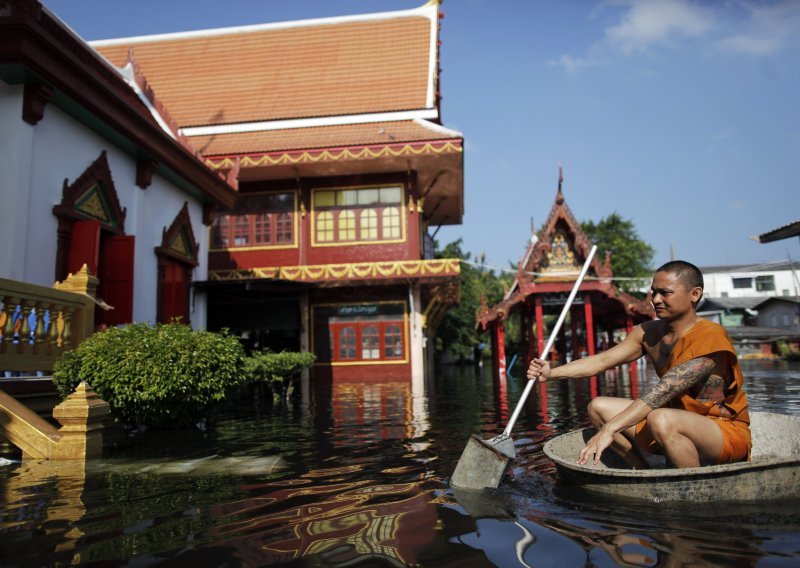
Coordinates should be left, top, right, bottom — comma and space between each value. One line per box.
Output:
0, 267, 97, 374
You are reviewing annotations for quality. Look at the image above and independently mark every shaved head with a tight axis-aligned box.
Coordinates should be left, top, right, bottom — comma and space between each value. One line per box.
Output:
655, 260, 704, 292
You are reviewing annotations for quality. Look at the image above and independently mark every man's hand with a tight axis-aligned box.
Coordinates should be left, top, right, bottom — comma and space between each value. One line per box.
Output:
526, 357, 551, 382
578, 427, 615, 465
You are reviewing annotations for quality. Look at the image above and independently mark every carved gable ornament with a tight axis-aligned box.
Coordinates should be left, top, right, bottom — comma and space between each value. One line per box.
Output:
54, 151, 127, 231
540, 230, 579, 274
156, 203, 199, 266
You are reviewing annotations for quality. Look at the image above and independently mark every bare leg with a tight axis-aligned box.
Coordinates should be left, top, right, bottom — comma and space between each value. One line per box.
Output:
644, 409, 724, 468
587, 396, 650, 469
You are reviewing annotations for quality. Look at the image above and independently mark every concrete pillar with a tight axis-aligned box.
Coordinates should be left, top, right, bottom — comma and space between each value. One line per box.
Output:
492, 321, 506, 380
534, 295, 545, 357
409, 283, 424, 393
584, 293, 596, 357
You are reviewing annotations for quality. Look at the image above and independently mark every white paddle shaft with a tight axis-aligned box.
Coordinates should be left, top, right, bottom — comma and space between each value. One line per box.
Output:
500, 245, 598, 437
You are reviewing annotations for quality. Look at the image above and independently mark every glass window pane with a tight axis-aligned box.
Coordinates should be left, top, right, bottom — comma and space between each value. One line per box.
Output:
233, 215, 250, 246
358, 189, 379, 205
382, 207, 401, 239
337, 190, 358, 206
380, 187, 402, 204
315, 191, 335, 208
317, 212, 334, 242
362, 325, 380, 359
254, 214, 271, 244
276, 212, 293, 243
384, 324, 403, 358
339, 327, 356, 360
339, 210, 356, 241
360, 210, 378, 240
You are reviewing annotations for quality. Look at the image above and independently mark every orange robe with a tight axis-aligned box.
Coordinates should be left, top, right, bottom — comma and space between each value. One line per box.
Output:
636, 319, 751, 463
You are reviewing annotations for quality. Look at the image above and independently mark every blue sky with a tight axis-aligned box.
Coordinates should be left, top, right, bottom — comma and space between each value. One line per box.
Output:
45, 0, 800, 272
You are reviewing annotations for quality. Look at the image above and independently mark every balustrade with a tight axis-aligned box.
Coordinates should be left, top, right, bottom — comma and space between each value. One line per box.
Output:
0, 267, 96, 374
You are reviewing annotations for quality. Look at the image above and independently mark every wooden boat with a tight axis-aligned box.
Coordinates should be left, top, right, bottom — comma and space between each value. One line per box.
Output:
543, 411, 800, 502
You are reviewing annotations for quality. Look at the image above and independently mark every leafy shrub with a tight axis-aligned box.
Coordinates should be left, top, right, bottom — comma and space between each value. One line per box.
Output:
53, 323, 245, 429
243, 350, 315, 401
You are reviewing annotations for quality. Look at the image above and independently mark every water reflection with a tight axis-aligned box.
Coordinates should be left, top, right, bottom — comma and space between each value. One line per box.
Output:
1, 360, 799, 566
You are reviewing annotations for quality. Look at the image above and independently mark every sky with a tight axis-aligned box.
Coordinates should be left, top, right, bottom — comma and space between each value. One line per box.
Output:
44, 0, 800, 273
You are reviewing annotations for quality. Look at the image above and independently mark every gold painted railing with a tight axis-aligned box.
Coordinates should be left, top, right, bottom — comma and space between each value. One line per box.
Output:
0, 267, 96, 374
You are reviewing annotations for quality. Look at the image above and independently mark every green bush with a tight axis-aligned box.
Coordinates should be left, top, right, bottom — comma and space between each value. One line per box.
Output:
53, 323, 245, 429
243, 350, 315, 401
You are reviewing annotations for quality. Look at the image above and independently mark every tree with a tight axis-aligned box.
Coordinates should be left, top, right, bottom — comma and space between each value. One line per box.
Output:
434, 239, 510, 363
581, 212, 654, 292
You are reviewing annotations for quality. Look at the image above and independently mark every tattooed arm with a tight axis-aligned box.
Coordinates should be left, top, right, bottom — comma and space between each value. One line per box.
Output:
640, 355, 718, 408
577, 354, 719, 465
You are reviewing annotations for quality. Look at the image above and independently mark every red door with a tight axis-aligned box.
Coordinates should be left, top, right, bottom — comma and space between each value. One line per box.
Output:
161, 259, 188, 323
97, 235, 135, 326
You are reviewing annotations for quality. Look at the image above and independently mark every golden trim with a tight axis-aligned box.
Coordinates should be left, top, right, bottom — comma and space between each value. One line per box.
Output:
205, 141, 463, 170
208, 259, 461, 283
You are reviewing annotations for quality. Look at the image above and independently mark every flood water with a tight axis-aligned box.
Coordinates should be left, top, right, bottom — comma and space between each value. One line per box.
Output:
2, 359, 800, 567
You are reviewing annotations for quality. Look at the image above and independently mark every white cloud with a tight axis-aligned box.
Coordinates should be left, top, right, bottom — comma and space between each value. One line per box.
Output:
550, 0, 713, 73
714, 1, 800, 56
605, 0, 713, 54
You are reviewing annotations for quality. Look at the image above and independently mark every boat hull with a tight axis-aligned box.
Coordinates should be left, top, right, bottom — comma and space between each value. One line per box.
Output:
543, 411, 800, 502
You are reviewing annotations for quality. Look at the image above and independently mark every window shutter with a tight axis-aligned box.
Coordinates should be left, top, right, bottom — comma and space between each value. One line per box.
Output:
97, 235, 135, 326
67, 220, 101, 276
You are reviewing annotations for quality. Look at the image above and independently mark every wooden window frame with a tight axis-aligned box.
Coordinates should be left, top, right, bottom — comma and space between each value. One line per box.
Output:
311, 185, 406, 247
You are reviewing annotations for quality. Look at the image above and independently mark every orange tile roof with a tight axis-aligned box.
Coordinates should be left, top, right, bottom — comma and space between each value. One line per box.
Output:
191, 120, 458, 157
93, 8, 436, 128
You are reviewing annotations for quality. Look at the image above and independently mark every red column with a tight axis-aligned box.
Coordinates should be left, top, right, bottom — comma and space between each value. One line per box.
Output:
570, 307, 579, 360
492, 322, 507, 381
534, 295, 545, 357
584, 293, 596, 357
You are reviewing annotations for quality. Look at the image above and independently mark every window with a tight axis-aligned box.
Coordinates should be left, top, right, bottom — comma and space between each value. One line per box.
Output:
276, 212, 293, 243
362, 326, 380, 359
382, 207, 401, 239
314, 303, 406, 364
384, 324, 403, 358
313, 186, 404, 245
756, 275, 775, 292
339, 210, 356, 241
339, 327, 356, 359
254, 214, 270, 244
732, 277, 752, 289
360, 210, 378, 240
317, 212, 334, 242
211, 192, 296, 249
233, 216, 250, 246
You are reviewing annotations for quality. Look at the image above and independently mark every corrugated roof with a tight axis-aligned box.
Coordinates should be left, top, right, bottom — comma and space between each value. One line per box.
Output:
92, 5, 437, 128
756, 220, 800, 243
700, 261, 799, 273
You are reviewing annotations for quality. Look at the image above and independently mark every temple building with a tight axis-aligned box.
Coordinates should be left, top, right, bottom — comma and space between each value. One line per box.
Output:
0, 0, 237, 330
92, 1, 464, 385
478, 172, 652, 382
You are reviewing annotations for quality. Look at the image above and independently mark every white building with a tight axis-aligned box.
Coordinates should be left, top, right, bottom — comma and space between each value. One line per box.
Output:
700, 261, 800, 300
0, 1, 236, 329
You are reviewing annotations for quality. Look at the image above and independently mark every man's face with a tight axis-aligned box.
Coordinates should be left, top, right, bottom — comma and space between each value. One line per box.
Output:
650, 271, 702, 321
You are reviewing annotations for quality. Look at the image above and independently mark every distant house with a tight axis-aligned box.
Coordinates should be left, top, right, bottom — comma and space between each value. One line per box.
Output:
700, 261, 800, 299
696, 297, 761, 327
754, 296, 800, 330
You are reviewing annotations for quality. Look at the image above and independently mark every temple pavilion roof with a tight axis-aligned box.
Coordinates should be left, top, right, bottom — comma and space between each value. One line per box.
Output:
91, 3, 440, 128
90, 1, 463, 225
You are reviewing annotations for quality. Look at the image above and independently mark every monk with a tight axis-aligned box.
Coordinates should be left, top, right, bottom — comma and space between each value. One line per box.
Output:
527, 260, 750, 468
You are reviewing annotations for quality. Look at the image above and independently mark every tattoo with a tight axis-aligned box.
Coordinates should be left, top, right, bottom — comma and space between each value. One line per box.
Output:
640, 356, 716, 409
695, 374, 725, 402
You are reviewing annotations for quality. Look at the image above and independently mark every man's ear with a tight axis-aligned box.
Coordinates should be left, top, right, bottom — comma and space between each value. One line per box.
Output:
691, 286, 703, 304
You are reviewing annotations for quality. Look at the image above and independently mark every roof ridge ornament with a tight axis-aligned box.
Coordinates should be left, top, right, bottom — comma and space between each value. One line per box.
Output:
556, 164, 564, 204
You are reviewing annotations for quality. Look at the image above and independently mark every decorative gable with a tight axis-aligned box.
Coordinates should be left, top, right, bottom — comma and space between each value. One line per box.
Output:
155, 202, 199, 266
55, 151, 127, 231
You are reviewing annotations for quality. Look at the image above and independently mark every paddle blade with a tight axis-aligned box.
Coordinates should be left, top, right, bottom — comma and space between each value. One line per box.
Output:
451, 434, 516, 490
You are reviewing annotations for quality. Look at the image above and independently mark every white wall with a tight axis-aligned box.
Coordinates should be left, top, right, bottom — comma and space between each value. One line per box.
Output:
703, 268, 800, 299
1, 83, 210, 329
0, 81, 35, 282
